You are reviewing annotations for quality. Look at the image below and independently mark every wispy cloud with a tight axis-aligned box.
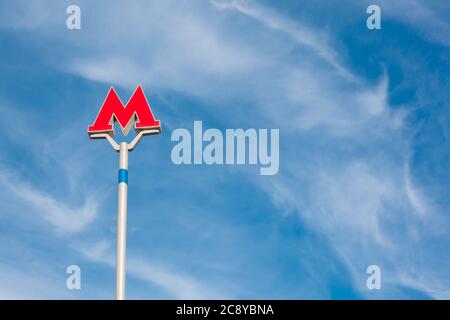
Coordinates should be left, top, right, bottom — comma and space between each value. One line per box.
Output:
375, 0, 450, 46
0, 104, 101, 234
210, 0, 358, 82
0, 168, 98, 234
0, 0, 449, 299
0, 263, 65, 299
79, 240, 229, 299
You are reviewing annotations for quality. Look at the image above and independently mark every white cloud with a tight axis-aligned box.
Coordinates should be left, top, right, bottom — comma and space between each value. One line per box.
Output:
261, 156, 450, 298
404, 163, 430, 217
376, 0, 450, 46
0, 255, 110, 299
0, 170, 98, 234
0, 168, 97, 236
0, 0, 393, 134
71, 56, 142, 90
79, 240, 229, 299
0, 104, 102, 235
1, 0, 448, 299
210, 0, 358, 82
0, 263, 62, 299
63, 0, 257, 96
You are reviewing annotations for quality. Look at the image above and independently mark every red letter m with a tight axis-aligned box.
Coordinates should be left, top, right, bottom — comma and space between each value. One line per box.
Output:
88, 85, 161, 137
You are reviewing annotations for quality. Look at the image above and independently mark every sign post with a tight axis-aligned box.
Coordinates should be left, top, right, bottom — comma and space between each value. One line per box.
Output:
88, 85, 161, 300
116, 141, 128, 300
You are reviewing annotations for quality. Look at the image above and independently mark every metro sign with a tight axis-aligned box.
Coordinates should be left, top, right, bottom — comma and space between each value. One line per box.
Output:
88, 85, 161, 300
88, 85, 161, 137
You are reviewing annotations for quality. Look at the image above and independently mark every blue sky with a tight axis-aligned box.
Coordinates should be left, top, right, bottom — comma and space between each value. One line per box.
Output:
0, 0, 449, 299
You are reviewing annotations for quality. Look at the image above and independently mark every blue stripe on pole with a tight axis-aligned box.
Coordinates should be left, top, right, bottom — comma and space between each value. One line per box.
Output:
118, 169, 128, 184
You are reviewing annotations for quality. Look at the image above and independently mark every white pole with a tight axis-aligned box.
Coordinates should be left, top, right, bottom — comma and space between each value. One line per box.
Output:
116, 142, 129, 300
